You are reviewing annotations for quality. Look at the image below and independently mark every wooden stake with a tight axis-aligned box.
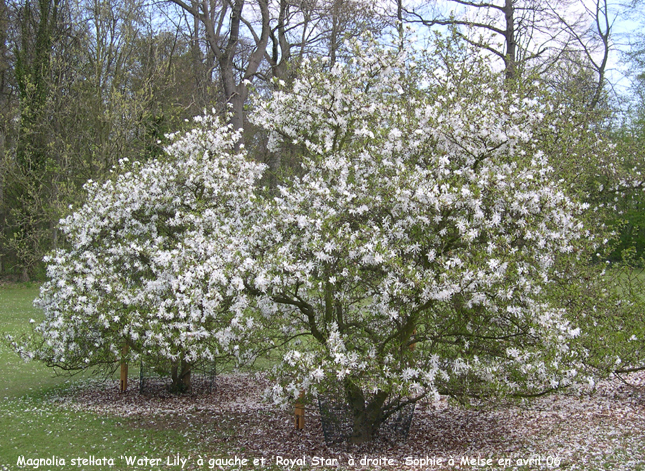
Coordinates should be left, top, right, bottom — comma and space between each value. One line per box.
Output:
409, 329, 417, 351
119, 345, 129, 393
294, 391, 305, 429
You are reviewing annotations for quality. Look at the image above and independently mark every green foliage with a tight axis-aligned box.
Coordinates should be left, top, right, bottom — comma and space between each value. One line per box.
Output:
554, 259, 645, 376
0, 0, 212, 281
606, 76, 645, 262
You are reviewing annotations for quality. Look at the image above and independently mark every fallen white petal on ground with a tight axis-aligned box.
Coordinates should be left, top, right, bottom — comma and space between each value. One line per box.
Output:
57, 372, 645, 470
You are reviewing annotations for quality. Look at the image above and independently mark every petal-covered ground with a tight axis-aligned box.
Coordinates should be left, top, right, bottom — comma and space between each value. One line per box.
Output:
60, 372, 645, 470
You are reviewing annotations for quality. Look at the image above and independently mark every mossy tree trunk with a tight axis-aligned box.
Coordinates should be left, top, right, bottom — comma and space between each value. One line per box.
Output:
170, 359, 191, 393
345, 381, 389, 443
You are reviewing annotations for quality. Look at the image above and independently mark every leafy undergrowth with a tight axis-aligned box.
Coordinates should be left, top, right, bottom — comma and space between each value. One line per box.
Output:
22, 372, 644, 470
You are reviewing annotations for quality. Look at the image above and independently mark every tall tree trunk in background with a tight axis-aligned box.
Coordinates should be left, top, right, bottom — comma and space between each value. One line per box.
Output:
0, 0, 7, 120
404, 0, 583, 81
553, 0, 612, 111
9, 0, 60, 280
0, 0, 7, 274
503, 0, 517, 80
191, 12, 202, 97
169, 0, 270, 142
266, 0, 292, 81
396, 0, 403, 48
15, 0, 59, 172
329, 0, 340, 65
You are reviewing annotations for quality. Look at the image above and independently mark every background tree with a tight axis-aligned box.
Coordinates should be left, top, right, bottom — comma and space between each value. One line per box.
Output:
0, 0, 10, 157
259, 0, 384, 81
0, 0, 13, 276
167, 0, 270, 135
0, 0, 200, 280
604, 13, 645, 261
404, 0, 598, 81
1, 0, 62, 281
549, 0, 615, 111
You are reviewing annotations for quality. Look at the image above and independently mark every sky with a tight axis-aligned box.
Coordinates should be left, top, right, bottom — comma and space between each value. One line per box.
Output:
606, 4, 642, 95
408, 0, 643, 102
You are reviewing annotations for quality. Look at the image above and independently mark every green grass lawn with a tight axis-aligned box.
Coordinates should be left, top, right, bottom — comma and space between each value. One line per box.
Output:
0, 285, 206, 471
0, 396, 192, 471
0, 283, 69, 399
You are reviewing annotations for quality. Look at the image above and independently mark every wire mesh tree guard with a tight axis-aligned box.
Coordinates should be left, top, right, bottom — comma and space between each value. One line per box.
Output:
317, 395, 415, 445
138, 359, 217, 396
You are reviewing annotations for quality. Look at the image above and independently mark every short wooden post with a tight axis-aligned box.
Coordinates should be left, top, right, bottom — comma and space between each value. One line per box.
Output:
294, 391, 305, 429
119, 345, 129, 393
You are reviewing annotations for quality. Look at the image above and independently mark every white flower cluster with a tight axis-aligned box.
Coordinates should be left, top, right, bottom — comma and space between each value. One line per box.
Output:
250, 37, 590, 404
29, 114, 265, 369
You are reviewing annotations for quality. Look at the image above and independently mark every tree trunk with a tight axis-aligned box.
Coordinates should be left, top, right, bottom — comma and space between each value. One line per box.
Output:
345, 381, 388, 443
329, 0, 340, 66
170, 359, 192, 393
169, 0, 269, 145
119, 345, 129, 392
503, 0, 517, 80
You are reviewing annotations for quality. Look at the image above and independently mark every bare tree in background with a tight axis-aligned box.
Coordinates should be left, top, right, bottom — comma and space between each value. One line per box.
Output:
404, 0, 581, 80
167, 0, 270, 134
249, 0, 385, 82
549, 0, 614, 110
321, 0, 383, 64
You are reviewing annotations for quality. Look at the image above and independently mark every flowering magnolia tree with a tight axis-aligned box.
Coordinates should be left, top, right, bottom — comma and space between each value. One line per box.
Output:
244, 39, 593, 442
17, 36, 602, 441
14, 116, 265, 391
